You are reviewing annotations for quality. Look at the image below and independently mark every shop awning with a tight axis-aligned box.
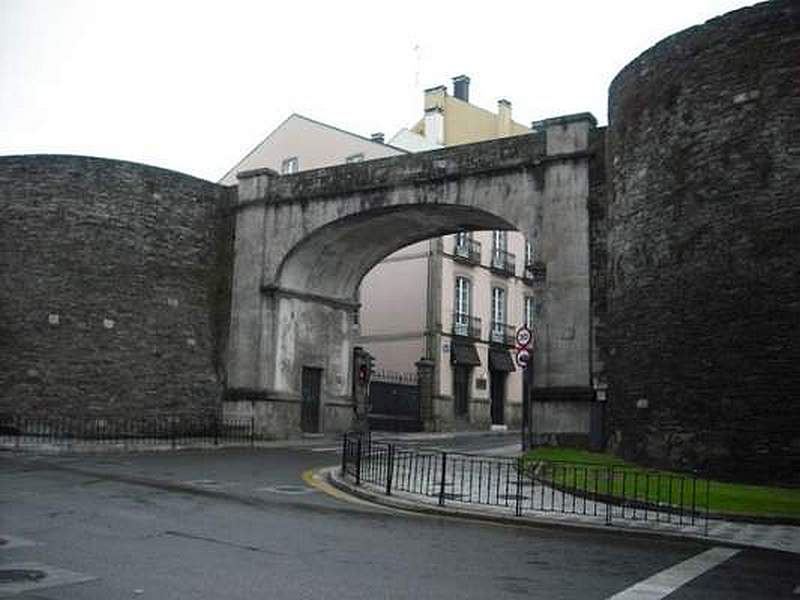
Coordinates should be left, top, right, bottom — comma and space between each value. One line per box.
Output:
488, 348, 516, 372
451, 341, 481, 366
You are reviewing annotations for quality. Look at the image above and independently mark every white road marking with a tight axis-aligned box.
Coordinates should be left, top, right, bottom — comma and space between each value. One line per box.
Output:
182, 479, 234, 488
607, 546, 741, 600
254, 484, 315, 495
309, 446, 341, 453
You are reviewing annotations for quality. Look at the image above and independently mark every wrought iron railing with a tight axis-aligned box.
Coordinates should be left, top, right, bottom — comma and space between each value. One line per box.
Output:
453, 238, 481, 264
490, 248, 516, 276
522, 261, 547, 285
0, 412, 258, 449
452, 313, 481, 339
490, 321, 515, 346
341, 432, 710, 533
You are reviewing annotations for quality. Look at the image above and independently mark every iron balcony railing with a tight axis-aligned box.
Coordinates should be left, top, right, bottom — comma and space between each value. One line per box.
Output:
522, 261, 547, 285
490, 321, 515, 346
452, 313, 481, 339
522, 266, 534, 286
490, 248, 516, 276
453, 238, 481, 265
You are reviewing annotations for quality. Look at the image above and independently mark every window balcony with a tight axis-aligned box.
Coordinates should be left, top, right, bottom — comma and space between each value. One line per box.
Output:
452, 313, 481, 339
490, 249, 516, 277
453, 238, 481, 265
522, 260, 547, 286
489, 321, 515, 346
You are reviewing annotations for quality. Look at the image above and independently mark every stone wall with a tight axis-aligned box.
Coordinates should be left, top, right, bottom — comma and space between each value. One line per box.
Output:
605, 0, 800, 483
0, 155, 234, 418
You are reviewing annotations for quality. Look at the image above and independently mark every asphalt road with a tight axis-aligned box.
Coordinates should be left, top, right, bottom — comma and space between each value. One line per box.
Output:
1, 436, 797, 599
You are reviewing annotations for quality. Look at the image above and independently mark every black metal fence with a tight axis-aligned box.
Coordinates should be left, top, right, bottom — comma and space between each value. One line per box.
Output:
0, 412, 258, 449
341, 432, 710, 533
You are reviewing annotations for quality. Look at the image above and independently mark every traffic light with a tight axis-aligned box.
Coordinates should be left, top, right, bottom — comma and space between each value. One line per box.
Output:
354, 347, 375, 386
366, 353, 375, 382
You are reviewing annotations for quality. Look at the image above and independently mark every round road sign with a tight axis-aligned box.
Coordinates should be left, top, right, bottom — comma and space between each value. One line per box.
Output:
516, 326, 532, 348
516, 348, 531, 367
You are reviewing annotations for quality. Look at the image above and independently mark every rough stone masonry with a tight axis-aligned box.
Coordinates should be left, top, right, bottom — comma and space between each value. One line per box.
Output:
0, 0, 797, 484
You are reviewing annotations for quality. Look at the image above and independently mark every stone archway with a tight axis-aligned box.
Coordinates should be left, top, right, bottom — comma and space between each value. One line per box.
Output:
224, 114, 599, 437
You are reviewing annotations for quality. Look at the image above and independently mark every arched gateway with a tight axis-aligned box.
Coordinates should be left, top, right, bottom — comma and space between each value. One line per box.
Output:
225, 113, 602, 437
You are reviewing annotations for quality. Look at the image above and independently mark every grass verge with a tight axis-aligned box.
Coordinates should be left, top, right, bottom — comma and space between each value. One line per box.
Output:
523, 447, 800, 519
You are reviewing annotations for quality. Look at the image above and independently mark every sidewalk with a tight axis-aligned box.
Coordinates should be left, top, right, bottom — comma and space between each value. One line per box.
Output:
326, 446, 800, 556
0, 428, 520, 455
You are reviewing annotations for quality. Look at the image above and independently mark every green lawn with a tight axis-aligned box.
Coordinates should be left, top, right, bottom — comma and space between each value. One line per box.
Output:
523, 447, 800, 519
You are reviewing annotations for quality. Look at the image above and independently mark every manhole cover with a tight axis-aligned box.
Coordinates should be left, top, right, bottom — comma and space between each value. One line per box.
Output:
0, 569, 47, 583
0, 538, 7, 546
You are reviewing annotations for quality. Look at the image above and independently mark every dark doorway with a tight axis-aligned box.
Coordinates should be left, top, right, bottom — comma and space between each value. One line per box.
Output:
301, 367, 322, 433
453, 365, 471, 418
490, 369, 506, 425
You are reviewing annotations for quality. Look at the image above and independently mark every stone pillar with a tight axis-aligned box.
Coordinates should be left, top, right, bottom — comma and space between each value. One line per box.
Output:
416, 358, 436, 431
226, 168, 277, 391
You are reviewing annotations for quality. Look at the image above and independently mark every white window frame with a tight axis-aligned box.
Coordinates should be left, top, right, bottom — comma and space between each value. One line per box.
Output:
492, 231, 507, 267
493, 231, 507, 253
455, 276, 471, 316
454, 276, 472, 336
524, 296, 534, 327
281, 157, 299, 174
491, 287, 506, 334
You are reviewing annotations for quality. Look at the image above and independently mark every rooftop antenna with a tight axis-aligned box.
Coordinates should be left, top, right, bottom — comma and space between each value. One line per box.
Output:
413, 42, 421, 89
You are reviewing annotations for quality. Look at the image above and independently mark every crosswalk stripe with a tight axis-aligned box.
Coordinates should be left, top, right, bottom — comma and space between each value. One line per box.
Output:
606, 547, 740, 600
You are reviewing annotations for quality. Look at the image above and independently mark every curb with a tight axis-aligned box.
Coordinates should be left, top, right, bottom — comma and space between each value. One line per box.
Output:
0, 436, 345, 456
324, 467, 766, 551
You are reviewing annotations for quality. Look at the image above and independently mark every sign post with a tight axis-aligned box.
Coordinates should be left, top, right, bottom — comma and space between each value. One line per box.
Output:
515, 327, 534, 451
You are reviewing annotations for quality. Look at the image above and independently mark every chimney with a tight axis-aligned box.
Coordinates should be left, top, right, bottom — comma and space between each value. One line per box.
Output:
424, 106, 444, 145
497, 99, 512, 137
424, 84, 447, 111
452, 75, 470, 102
371, 132, 385, 144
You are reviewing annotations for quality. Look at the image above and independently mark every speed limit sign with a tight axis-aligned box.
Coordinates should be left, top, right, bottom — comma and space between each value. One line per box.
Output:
516, 326, 532, 349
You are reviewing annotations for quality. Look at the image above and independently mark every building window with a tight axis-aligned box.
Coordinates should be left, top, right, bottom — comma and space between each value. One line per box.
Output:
453, 276, 481, 338
454, 277, 471, 336
281, 157, 299, 174
491, 231, 515, 275
453, 231, 481, 264
346, 153, 364, 163
492, 231, 507, 258
491, 286, 507, 341
524, 296, 534, 328
455, 276, 471, 317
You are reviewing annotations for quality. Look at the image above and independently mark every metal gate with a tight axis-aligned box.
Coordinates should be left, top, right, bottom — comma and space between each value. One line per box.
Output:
368, 370, 421, 432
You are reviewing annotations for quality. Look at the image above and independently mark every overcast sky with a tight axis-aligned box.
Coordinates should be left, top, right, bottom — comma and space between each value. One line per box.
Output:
1, 0, 753, 182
